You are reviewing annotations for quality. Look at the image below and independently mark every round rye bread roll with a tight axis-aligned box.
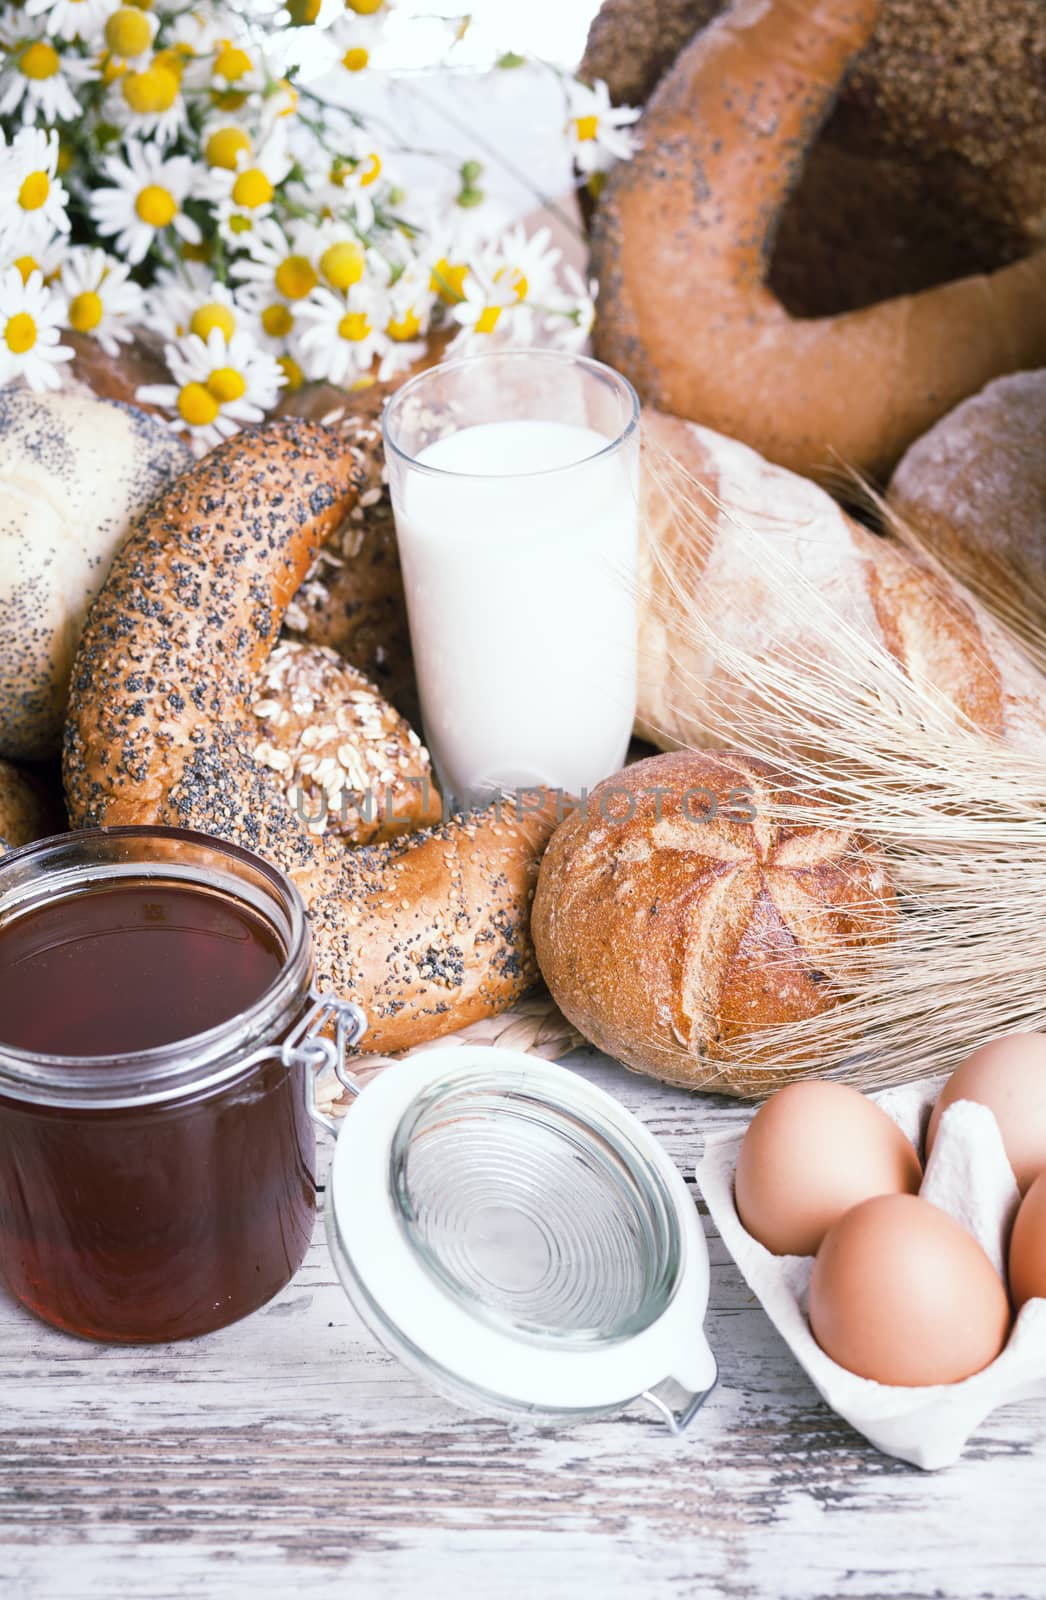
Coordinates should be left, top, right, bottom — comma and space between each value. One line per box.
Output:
531, 751, 896, 1096
888, 371, 1046, 600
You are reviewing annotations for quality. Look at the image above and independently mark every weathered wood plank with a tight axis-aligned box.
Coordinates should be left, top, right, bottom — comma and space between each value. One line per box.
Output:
1, 1049, 1044, 1600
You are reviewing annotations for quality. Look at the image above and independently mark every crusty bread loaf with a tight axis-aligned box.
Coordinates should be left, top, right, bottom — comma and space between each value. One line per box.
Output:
531, 751, 896, 1094
638, 411, 1046, 758
888, 371, 1046, 606
583, 0, 1046, 321
589, 0, 1046, 482
0, 389, 190, 760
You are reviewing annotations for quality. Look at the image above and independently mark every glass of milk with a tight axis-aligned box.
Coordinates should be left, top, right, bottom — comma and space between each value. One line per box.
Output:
383, 349, 640, 807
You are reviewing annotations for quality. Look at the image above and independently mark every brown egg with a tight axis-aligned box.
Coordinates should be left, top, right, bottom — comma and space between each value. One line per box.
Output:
927, 1033, 1046, 1193
734, 1080, 922, 1257
809, 1194, 1011, 1386
1009, 1171, 1046, 1310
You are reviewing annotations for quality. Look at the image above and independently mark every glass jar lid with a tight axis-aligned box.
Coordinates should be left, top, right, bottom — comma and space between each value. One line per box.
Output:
325, 1046, 717, 1428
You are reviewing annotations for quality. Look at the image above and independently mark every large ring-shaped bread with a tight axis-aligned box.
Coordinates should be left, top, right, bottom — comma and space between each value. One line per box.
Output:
63, 421, 557, 1052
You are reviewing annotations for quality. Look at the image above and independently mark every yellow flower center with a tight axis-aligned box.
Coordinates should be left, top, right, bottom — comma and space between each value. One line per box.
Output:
206, 366, 247, 403
19, 42, 59, 80
386, 309, 420, 342
122, 63, 180, 113
494, 265, 528, 301
153, 48, 185, 77
68, 291, 105, 333
475, 305, 502, 335
18, 172, 50, 212
430, 258, 467, 303
228, 214, 253, 235
5, 313, 37, 354
273, 255, 317, 300
262, 302, 293, 337
210, 88, 248, 111
214, 44, 252, 81
288, 0, 321, 24
190, 302, 236, 341
342, 47, 369, 72
338, 311, 371, 342
135, 184, 177, 227
231, 168, 274, 209
574, 114, 599, 142
346, 0, 383, 13
358, 152, 381, 187
105, 7, 152, 57
181, 239, 211, 262
278, 355, 303, 391
320, 241, 364, 291
205, 126, 250, 170
13, 256, 38, 285
177, 382, 219, 426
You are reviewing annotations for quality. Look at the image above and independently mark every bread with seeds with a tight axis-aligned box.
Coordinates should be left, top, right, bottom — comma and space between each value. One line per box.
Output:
280, 416, 418, 724
250, 639, 439, 845
64, 420, 558, 1053
0, 388, 189, 760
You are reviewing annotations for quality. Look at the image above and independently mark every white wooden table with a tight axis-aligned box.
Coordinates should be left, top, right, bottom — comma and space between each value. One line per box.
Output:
2, 1046, 1043, 1600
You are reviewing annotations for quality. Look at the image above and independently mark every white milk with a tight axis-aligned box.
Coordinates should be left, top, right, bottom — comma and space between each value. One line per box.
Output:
392, 419, 638, 803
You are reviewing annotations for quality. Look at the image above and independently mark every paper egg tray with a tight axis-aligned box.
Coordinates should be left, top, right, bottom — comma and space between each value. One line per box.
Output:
698, 1075, 1046, 1469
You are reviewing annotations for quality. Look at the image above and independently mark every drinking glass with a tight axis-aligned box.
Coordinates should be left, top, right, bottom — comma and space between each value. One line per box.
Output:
382, 348, 640, 806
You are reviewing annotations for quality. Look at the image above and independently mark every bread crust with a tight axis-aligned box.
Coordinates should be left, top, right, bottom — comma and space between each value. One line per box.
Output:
63, 420, 556, 1051
888, 371, 1046, 597
532, 751, 895, 1095
589, 0, 1046, 480
638, 411, 1046, 759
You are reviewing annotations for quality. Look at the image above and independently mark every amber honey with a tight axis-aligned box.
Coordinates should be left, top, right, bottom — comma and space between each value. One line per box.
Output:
0, 832, 318, 1344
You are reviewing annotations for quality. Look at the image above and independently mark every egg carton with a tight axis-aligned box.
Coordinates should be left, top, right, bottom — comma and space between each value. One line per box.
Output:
698, 1075, 1046, 1469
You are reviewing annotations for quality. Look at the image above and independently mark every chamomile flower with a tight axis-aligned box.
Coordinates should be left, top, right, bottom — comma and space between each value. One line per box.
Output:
205, 131, 291, 243
101, 4, 157, 64
0, 28, 93, 123
0, 226, 64, 286
137, 327, 286, 454
90, 139, 203, 265
565, 79, 641, 176
487, 225, 562, 312
376, 259, 432, 378
287, 141, 385, 233
206, 34, 264, 112
230, 216, 323, 339
331, 13, 381, 75
0, 266, 72, 391
539, 264, 596, 351
23, 0, 114, 43
0, 127, 69, 236
105, 49, 188, 145
295, 282, 389, 385
144, 261, 242, 344
59, 246, 144, 356
449, 266, 533, 356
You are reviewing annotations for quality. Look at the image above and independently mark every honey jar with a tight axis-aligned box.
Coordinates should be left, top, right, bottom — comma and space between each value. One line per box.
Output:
0, 827, 359, 1343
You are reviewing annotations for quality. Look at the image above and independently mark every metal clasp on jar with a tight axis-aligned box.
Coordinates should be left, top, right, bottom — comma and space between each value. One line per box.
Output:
278, 992, 368, 1135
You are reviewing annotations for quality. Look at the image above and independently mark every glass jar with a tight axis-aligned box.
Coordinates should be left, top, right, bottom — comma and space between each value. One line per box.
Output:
0, 827, 361, 1344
